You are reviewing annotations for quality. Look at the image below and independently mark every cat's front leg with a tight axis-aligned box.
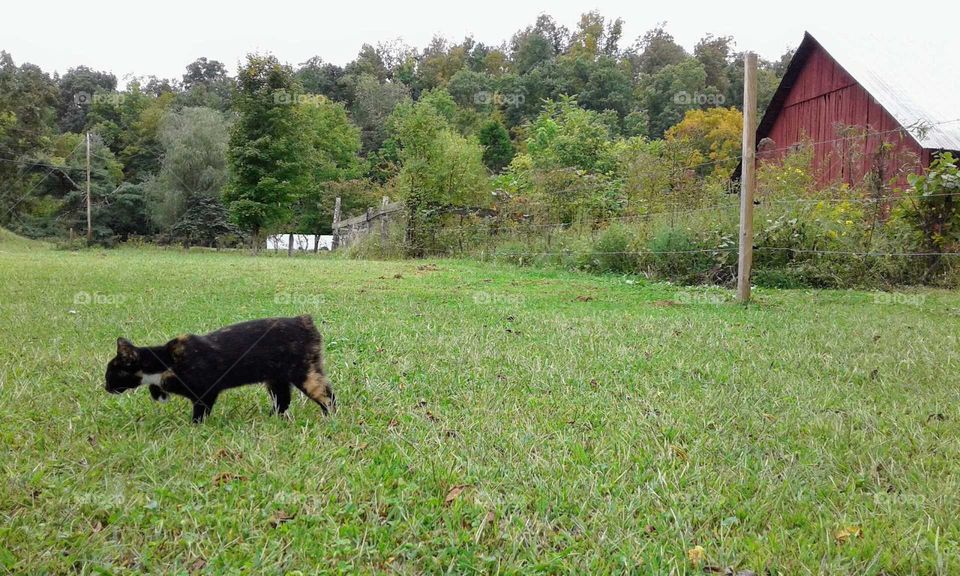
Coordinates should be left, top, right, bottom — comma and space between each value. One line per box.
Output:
148, 384, 169, 402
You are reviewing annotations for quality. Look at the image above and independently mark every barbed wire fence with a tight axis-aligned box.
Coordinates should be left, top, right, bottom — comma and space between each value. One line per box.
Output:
4, 85, 959, 291
327, 113, 960, 291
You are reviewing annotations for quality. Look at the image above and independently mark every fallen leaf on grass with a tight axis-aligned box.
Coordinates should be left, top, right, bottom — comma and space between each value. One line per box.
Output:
670, 444, 688, 461
214, 448, 242, 462
575, 295, 594, 302
644, 524, 656, 534
835, 525, 862, 543
268, 510, 295, 528
393, 273, 403, 279
213, 472, 246, 486
417, 264, 440, 272
388, 418, 399, 430
91, 520, 103, 533
188, 558, 206, 573
444, 485, 471, 506
687, 545, 706, 565
704, 567, 756, 576
653, 300, 676, 308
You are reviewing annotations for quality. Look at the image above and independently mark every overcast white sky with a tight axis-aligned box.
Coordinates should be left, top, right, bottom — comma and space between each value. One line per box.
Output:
5, 0, 958, 82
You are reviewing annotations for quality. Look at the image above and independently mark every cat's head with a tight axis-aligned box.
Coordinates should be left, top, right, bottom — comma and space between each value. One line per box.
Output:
104, 338, 144, 394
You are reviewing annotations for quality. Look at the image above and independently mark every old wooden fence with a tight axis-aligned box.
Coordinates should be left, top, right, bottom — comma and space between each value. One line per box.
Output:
330, 197, 500, 250
331, 196, 403, 249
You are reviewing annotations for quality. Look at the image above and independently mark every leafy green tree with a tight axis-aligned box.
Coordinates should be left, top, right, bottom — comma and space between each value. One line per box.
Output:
447, 68, 493, 110
417, 36, 468, 92
632, 26, 688, 75
390, 98, 488, 256
567, 11, 623, 58
495, 73, 533, 128
178, 57, 234, 110
694, 35, 733, 97
641, 59, 708, 138
56, 66, 117, 133
182, 57, 227, 90
224, 54, 309, 248
168, 195, 238, 246
0, 52, 59, 226
149, 106, 231, 228
478, 119, 513, 172
345, 44, 390, 82
510, 15, 567, 74
85, 81, 175, 182
99, 182, 151, 239
296, 57, 349, 103
614, 135, 707, 216
350, 73, 411, 153
296, 96, 364, 234
623, 109, 649, 137
576, 56, 633, 118
522, 98, 621, 222
375, 39, 418, 84
527, 97, 613, 172
901, 153, 960, 255
143, 76, 177, 96
724, 52, 782, 116
22, 132, 125, 241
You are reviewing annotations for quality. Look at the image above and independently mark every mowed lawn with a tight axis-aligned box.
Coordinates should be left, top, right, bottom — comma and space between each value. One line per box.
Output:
2, 240, 960, 575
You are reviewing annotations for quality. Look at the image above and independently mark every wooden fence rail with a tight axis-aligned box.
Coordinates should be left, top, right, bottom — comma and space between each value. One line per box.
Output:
332, 197, 404, 249
330, 198, 502, 251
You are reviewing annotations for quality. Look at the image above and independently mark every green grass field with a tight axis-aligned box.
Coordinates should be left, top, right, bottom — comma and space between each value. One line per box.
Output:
2, 237, 959, 574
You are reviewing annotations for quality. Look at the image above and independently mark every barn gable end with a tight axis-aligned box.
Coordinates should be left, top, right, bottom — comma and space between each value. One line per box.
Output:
757, 33, 926, 184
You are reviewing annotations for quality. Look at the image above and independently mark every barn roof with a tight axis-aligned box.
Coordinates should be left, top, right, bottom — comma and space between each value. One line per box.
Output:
760, 30, 960, 151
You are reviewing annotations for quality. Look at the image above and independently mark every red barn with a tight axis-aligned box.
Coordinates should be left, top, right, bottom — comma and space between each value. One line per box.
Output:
751, 31, 960, 184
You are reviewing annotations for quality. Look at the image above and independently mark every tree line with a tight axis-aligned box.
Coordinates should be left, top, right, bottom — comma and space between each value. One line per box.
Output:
0, 12, 793, 250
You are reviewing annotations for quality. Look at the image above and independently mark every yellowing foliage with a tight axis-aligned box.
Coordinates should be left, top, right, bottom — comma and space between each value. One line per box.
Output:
665, 107, 742, 175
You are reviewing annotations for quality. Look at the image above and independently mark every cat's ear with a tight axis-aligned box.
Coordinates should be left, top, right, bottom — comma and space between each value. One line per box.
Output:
116, 337, 138, 362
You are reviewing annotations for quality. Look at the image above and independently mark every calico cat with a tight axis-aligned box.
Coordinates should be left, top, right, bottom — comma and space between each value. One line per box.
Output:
105, 315, 336, 422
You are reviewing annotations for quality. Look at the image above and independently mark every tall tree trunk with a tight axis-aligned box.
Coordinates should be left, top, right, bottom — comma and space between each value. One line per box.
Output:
288, 232, 294, 257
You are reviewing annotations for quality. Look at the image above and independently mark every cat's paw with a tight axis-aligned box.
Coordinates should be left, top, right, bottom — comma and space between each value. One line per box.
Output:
148, 384, 169, 402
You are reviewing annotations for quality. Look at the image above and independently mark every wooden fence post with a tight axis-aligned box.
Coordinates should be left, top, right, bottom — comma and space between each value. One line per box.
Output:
737, 52, 758, 303
331, 197, 342, 250
380, 196, 389, 247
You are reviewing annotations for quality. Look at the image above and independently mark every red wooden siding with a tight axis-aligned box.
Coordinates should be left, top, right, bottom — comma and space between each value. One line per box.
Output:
763, 45, 924, 185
